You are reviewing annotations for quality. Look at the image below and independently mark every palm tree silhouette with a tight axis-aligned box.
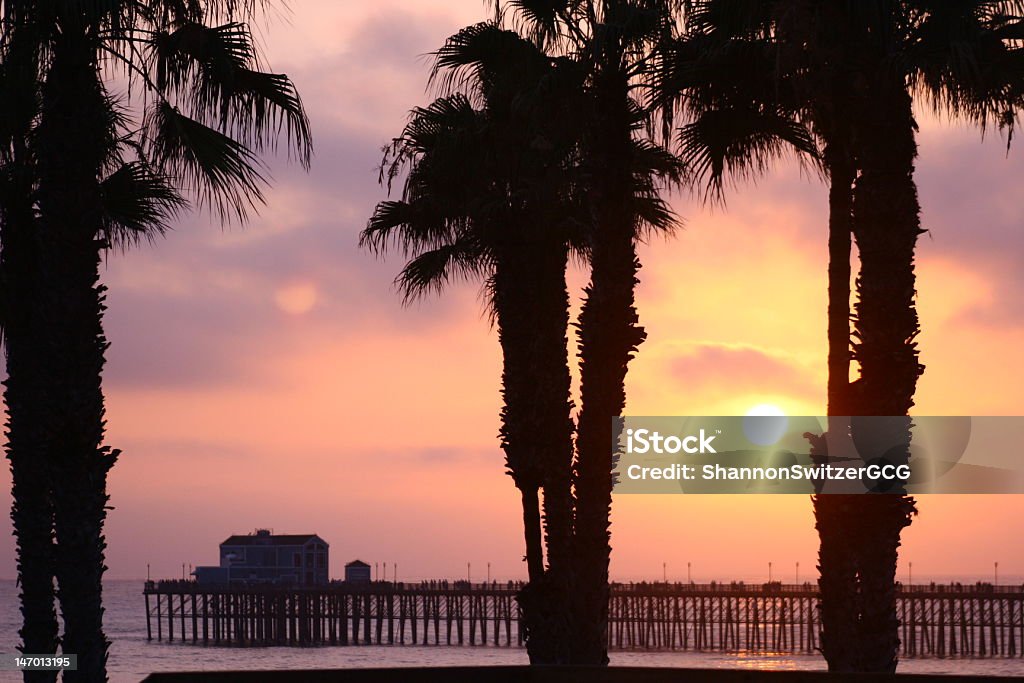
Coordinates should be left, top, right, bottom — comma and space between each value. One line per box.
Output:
650, 0, 1023, 672
362, 23, 585, 663
843, 2, 1022, 670
649, 3, 862, 669
367, 7, 681, 662
0, 2, 310, 680
492, 0, 683, 664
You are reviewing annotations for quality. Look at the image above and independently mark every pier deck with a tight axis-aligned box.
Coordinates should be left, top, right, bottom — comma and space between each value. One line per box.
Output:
143, 581, 1024, 657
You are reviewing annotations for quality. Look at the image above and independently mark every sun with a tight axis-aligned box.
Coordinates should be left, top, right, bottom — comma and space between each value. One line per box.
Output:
743, 403, 789, 445
745, 403, 787, 417
274, 281, 319, 315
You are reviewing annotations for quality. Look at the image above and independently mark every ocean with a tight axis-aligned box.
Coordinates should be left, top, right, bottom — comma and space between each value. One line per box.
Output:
1, 581, 1021, 682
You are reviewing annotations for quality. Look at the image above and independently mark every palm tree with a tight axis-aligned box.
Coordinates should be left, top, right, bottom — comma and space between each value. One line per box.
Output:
647, 4, 867, 669
571, 97, 680, 666
362, 23, 585, 663
0, 2, 310, 680
651, 0, 1023, 671
492, 1, 683, 663
844, 2, 1023, 669
0, 7, 60, 680
365, 11, 681, 662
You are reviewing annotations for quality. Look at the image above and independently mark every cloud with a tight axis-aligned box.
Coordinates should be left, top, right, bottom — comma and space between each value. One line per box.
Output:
99, 113, 488, 391
669, 344, 818, 398
103, 286, 269, 390
345, 11, 462, 68
114, 437, 257, 462
911, 120, 1024, 329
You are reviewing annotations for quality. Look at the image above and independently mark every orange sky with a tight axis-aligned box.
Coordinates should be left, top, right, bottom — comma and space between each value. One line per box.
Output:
1, 1, 1022, 584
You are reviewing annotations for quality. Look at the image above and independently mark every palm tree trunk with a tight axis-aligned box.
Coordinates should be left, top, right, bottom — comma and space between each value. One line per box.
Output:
3, 192, 61, 683
814, 494, 861, 670
520, 487, 545, 583
494, 236, 574, 664
534, 240, 575, 666
826, 156, 854, 418
813, 154, 859, 673
572, 64, 646, 666
2, 10, 61, 681
850, 77, 922, 674
33, 28, 117, 683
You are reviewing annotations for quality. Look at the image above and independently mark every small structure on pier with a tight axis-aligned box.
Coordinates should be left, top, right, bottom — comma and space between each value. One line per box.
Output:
344, 560, 372, 583
195, 529, 329, 586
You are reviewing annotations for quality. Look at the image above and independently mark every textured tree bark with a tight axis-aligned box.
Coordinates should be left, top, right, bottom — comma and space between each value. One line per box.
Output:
495, 235, 574, 664
813, 493, 860, 671
519, 487, 545, 584
534, 240, 575, 666
849, 75, 921, 674
813, 155, 859, 673
2, 9, 61, 682
33, 28, 117, 683
3, 140, 62, 683
826, 157, 854, 419
572, 64, 646, 666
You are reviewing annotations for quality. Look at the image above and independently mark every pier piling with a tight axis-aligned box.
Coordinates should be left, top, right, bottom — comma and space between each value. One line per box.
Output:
142, 580, 1023, 657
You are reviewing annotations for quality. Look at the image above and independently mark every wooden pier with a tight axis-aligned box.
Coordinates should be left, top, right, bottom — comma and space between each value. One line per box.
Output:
144, 581, 1024, 657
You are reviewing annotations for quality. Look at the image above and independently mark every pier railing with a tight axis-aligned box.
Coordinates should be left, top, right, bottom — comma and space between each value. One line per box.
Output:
144, 581, 1024, 657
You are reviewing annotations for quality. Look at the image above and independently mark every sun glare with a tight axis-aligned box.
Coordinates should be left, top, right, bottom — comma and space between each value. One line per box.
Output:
745, 403, 787, 417
743, 403, 789, 445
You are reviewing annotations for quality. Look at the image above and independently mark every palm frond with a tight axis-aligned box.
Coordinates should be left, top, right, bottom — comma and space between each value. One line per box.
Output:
209, 67, 312, 166
648, 29, 793, 142
907, 4, 1024, 135
382, 94, 483, 192
994, 18, 1024, 39
632, 193, 681, 238
144, 100, 266, 221
142, 0, 206, 26
0, 17, 42, 161
361, 199, 462, 257
144, 0, 269, 25
630, 137, 685, 185
99, 160, 188, 248
151, 21, 251, 93
430, 22, 550, 99
503, 0, 574, 48
365, 17, 587, 309
684, 0, 774, 39
395, 239, 490, 305
605, 1, 674, 52
678, 105, 818, 202
150, 20, 312, 166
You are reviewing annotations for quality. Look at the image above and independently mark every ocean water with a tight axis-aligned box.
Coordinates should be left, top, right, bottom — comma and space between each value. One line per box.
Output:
1, 581, 1021, 682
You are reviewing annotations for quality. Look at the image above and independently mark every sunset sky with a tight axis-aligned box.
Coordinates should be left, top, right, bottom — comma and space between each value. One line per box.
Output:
2, 0, 1023, 584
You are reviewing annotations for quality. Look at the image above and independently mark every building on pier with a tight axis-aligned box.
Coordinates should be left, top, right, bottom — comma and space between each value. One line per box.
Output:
194, 529, 329, 586
344, 560, 372, 583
